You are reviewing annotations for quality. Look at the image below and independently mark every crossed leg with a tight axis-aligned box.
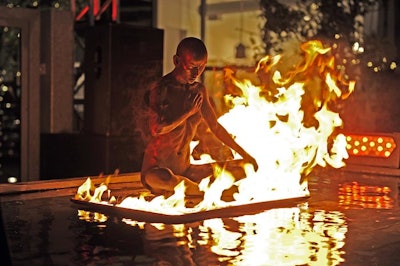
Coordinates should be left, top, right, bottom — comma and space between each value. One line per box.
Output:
142, 160, 248, 198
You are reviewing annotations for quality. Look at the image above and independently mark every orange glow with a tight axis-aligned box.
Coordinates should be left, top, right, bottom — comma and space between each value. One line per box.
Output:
345, 134, 396, 158
74, 40, 359, 265
75, 39, 355, 215
338, 182, 393, 209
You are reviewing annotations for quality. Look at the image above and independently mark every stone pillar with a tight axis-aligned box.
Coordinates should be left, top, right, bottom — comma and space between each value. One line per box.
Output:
40, 9, 74, 133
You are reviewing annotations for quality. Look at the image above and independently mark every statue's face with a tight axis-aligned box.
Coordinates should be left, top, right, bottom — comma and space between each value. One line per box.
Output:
175, 51, 207, 84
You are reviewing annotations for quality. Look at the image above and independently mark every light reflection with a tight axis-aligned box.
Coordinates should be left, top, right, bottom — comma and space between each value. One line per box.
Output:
202, 218, 241, 260
228, 208, 347, 266
78, 206, 348, 265
338, 181, 393, 209
77, 209, 108, 223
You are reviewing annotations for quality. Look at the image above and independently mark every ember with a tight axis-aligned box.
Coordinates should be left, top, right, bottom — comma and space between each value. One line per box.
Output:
74, 40, 355, 220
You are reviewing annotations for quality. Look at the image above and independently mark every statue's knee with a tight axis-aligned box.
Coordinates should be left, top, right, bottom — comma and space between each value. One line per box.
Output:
146, 167, 174, 181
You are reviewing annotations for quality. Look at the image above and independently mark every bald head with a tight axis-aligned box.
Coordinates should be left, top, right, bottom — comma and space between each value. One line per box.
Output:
176, 37, 208, 60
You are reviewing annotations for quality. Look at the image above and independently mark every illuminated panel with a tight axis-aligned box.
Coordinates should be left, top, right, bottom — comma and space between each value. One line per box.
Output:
344, 132, 400, 169
345, 134, 396, 158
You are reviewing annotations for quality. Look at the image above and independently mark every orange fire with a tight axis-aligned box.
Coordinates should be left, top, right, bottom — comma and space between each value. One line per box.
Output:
75, 40, 355, 214
214, 40, 353, 203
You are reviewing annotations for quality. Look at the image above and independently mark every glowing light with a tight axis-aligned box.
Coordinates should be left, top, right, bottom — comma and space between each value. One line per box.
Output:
369, 142, 375, 147
345, 134, 396, 158
352, 42, 359, 52
7, 177, 17, 183
361, 146, 366, 151
352, 42, 364, 54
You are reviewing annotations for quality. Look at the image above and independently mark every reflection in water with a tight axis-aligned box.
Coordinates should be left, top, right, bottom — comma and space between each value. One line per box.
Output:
142, 223, 198, 266
73, 215, 146, 265
100, 206, 347, 265
3, 172, 398, 265
78, 209, 108, 223
202, 207, 347, 265
338, 181, 393, 209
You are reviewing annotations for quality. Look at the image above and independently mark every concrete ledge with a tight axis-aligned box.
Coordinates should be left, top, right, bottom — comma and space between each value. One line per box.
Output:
0, 172, 142, 196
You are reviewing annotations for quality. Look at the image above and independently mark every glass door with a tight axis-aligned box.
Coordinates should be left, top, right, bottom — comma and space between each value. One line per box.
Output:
0, 26, 21, 183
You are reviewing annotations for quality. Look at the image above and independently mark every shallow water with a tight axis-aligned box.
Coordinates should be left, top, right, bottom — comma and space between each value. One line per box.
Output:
1, 169, 400, 266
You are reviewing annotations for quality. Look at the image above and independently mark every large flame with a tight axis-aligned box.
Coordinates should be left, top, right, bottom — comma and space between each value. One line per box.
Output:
75, 40, 354, 214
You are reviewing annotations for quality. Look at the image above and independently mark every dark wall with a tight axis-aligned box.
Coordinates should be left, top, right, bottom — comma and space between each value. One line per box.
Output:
41, 24, 163, 179
341, 68, 400, 134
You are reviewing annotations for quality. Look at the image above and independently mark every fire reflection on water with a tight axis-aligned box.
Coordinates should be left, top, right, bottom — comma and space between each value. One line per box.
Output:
231, 209, 346, 265
75, 176, 397, 265
78, 204, 348, 265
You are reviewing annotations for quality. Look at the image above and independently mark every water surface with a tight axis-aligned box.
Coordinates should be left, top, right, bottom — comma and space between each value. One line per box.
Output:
1, 169, 399, 265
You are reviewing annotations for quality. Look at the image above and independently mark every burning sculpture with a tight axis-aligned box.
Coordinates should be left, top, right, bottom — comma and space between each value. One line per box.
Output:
73, 40, 355, 223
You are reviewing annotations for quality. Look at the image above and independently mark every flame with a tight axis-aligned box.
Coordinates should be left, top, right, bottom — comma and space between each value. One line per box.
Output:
75, 40, 355, 215
74, 176, 116, 204
216, 40, 353, 203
